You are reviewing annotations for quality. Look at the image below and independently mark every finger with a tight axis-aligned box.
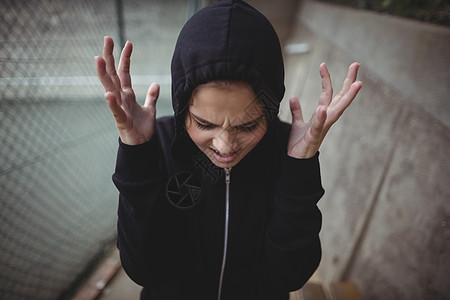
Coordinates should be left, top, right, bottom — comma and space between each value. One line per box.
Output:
105, 91, 127, 125
318, 63, 333, 107
118, 40, 133, 90
103, 36, 121, 88
289, 96, 304, 123
144, 83, 160, 108
329, 81, 363, 123
337, 62, 360, 98
310, 105, 327, 140
95, 56, 121, 99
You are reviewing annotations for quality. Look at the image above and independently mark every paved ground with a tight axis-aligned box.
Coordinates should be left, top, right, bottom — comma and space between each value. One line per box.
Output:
97, 269, 142, 300
96, 268, 313, 300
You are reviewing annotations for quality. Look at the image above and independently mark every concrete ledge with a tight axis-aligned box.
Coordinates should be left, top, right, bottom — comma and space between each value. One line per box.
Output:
291, 0, 450, 128
71, 248, 121, 300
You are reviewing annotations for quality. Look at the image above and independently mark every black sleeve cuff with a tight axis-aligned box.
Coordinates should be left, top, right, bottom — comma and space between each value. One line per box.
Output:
114, 137, 161, 182
277, 152, 324, 197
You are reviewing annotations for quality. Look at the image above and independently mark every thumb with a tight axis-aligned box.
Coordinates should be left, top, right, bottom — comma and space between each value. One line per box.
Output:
144, 83, 160, 108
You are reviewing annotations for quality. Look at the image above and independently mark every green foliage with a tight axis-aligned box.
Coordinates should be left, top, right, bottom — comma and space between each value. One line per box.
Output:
317, 0, 450, 26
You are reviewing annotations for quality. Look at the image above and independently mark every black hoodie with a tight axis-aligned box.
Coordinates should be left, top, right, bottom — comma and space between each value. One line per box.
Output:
113, 1, 324, 299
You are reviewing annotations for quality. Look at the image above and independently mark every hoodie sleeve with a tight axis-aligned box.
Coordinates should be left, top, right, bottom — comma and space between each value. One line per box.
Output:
261, 151, 324, 294
112, 137, 179, 289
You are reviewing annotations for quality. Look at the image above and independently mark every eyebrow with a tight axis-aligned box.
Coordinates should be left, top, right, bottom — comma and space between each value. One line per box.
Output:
189, 112, 263, 127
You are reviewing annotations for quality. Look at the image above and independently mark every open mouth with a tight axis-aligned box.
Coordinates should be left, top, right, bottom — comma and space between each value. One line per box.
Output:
212, 148, 235, 157
210, 148, 238, 163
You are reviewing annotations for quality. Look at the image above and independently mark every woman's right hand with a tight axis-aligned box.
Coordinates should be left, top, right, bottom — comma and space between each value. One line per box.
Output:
95, 36, 159, 145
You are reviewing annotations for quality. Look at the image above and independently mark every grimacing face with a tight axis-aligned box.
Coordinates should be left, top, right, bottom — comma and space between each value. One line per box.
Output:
185, 81, 268, 168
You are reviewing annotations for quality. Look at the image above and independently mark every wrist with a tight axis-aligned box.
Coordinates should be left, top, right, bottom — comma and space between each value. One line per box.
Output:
287, 147, 318, 159
118, 130, 154, 146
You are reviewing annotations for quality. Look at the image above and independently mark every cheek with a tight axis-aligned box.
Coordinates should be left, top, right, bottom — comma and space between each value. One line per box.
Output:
238, 128, 266, 148
186, 126, 212, 148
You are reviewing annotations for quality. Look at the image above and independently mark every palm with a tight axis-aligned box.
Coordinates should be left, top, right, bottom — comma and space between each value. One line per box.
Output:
287, 63, 362, 159
114, 88, 157, 145
95, 37, 159, 145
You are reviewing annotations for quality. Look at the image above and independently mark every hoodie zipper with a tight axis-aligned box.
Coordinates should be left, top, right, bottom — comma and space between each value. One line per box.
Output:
217, 167, 231, 300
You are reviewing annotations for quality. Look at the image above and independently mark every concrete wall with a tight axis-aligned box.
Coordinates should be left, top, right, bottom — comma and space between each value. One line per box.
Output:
277, 1, 450, 299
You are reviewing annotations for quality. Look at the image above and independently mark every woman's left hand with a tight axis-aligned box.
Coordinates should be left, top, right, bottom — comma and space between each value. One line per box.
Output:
287, 62, 362, 159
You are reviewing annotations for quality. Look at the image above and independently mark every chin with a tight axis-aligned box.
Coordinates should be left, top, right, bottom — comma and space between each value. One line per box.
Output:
212, 160, 239, 169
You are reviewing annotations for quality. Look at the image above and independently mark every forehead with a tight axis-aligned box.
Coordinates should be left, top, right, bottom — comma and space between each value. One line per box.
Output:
189, 81, 264, 120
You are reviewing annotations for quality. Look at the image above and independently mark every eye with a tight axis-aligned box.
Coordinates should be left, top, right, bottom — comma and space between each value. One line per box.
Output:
194, 119, 215, 130
236, 122, 259, 132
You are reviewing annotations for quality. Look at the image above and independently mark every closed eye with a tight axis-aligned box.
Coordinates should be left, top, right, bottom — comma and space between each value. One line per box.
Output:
189, 112, 263, 132
235, 122, 259, 132
193, 119, 216, 130
235, 116, 264, 132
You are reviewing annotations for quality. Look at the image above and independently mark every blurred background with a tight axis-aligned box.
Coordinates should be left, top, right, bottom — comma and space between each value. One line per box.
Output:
0, 0, 449, 299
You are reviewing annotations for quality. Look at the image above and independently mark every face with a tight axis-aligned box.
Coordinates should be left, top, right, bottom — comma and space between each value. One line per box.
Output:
185, 81, 268, 168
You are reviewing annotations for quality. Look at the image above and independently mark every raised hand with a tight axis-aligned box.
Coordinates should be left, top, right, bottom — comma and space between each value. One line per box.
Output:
287, 62, 362, 159
95, 36, 159, 145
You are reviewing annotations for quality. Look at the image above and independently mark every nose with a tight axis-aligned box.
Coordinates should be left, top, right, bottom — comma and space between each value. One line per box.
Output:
213, 128, 237, 154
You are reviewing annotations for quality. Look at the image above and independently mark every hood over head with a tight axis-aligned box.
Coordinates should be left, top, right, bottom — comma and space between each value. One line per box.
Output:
170, 0, 285, 161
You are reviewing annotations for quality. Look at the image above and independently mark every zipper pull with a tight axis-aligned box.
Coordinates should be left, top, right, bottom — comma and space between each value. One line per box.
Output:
224, 168, 231, 184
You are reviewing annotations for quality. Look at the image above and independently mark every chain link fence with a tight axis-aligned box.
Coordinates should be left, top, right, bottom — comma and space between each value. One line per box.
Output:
0, 0, 193, 299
